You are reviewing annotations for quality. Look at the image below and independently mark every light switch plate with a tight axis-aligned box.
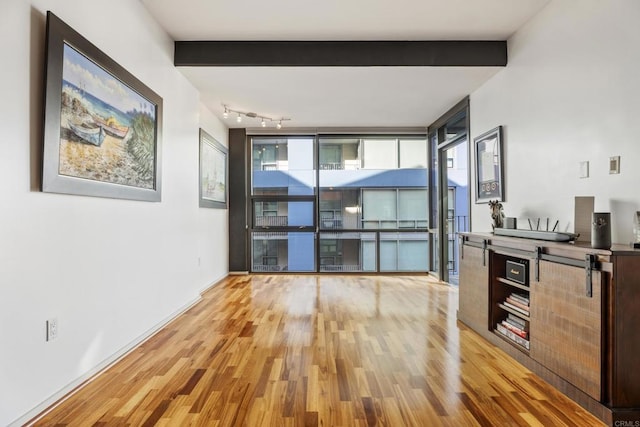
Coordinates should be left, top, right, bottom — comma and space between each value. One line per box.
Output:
46, 318, 58, 341
579, 161, 589, 178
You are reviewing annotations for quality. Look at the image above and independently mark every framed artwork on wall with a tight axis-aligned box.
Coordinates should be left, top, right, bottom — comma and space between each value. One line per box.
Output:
199, 129, 228, 209
474, 126, 504, 204
42, 11, 163, 202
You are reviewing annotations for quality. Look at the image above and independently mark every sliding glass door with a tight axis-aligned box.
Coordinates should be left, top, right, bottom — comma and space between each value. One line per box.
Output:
428, 98, 470, 284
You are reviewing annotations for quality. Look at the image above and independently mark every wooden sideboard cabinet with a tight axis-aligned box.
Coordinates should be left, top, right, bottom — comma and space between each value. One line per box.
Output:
458, 232, 640, 425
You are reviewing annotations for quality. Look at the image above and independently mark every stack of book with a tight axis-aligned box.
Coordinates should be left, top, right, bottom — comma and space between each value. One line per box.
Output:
496, 312, 530, 350
496, 322, 530, 350
500, 313, 529, 339
503, 292, 529, 316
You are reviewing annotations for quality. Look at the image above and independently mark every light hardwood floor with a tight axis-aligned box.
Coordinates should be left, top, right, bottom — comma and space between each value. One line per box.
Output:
33, 275, 605, 426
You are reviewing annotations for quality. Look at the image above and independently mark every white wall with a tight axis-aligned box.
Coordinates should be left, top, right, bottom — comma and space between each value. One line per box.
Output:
470, 0, 640, 244
0, 1, 228, 425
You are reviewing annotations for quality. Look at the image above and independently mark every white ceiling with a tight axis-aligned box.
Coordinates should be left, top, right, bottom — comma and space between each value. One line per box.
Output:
141, 0, 551, 129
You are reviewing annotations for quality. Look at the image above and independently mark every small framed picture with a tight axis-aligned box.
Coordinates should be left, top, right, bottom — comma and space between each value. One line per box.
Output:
474, 126, 504, 204
199, 129, 228, 209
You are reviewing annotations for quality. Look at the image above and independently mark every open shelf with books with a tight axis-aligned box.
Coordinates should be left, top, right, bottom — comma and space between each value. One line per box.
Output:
490, 253, 530, 353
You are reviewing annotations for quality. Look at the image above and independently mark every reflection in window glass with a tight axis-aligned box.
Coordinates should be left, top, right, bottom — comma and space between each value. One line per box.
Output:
318, 139, 360, 171
253, 201, 314, 228
444, 111, 467, 143
252, 232, 315, 272
362, 139, 397, 170
379, 232, 429, 272
399, 139, 428, 168
319, 232, 376, 272
362, 190, 397, 229
319, 189, 360, 230
319, 136, 428, 234
398, 189, 428, 228
252, 138, 315, 196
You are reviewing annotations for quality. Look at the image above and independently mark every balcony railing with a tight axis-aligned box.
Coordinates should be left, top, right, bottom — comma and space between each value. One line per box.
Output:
319, 264, 361, 272
361, 219, 429, 229
446, 215, 469, 276
260, 160, 289, 171
255, 216, 288, 227
319, 162, 343, 170
319, 219, 343, 229
319, 216, 362, 229
253, 264, 286, 272
446, 215, 468, 236
255, 216, 434, 230
319, 160, 360, 170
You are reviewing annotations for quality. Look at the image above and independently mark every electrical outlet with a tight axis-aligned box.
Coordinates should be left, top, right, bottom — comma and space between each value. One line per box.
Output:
46, 318, 58, 341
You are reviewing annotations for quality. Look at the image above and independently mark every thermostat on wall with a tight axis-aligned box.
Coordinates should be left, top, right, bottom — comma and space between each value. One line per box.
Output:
610, 156, 620, 174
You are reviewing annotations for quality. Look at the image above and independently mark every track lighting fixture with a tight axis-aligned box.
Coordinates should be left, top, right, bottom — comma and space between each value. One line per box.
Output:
221, 104, 290, 129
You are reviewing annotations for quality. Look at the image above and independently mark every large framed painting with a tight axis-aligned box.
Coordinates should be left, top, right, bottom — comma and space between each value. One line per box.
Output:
42, 11, 163, 201
474, 126, 504, 204
199, 129, 228, 209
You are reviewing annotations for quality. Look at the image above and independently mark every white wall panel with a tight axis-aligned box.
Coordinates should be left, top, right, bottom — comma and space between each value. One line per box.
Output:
0, 1, 228, 424
470, 0, 640, 243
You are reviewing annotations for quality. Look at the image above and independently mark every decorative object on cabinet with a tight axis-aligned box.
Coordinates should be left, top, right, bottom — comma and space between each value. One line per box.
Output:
574, 196, 594, 243
488, 199, 504, 229
42, 12, 163, 202
504, 217, 517, 229
474, 126, 503, 203
493, 228, 578, 242
591, 212, 611, 249
633, 211, 640, 248
199, 129, 228, 209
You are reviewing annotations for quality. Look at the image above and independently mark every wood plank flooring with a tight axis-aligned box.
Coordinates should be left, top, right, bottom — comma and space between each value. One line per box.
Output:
32, 275, 605, 426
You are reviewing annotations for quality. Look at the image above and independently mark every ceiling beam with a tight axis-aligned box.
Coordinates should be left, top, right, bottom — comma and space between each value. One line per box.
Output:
174, 41, 507, 67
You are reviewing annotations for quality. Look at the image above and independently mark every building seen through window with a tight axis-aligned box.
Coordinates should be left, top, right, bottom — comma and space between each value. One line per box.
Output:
250, 136, 439, 273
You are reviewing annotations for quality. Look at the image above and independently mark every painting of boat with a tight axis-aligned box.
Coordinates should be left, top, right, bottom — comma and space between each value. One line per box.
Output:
93, 115, 129, 139
68, 120, 106, 146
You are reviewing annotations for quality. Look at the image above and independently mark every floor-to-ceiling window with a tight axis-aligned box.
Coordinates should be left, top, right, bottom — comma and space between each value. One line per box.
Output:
318, 136, 429, 273
249, 134, 429, 273
250, 137, 316, 272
